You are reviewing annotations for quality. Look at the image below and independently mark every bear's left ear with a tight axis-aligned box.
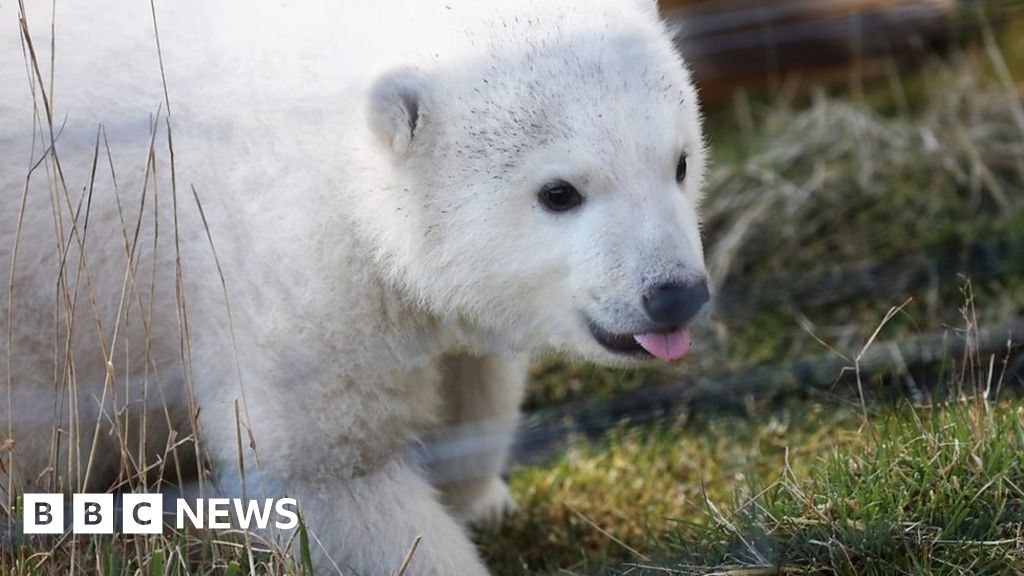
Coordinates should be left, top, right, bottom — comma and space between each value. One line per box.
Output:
368, 68, 432, 157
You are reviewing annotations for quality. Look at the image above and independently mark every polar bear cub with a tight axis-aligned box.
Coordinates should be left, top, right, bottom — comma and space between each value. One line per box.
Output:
0, 0, 708, 573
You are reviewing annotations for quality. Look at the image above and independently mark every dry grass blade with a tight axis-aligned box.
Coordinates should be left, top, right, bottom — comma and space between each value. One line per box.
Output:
852, 297, 913, 426
566, 503, 651, 562
393, 535, 422, 576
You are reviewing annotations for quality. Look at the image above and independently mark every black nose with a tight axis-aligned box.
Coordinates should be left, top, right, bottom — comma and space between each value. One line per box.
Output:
642, 279, 710, 327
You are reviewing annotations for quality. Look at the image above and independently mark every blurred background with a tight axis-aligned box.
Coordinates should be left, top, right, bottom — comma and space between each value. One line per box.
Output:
481, 1, 1024, 574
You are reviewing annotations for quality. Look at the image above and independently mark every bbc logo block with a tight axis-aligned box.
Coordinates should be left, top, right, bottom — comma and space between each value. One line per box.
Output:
121, 494, 163, 534
72, 493, 114, 534
23, 494, 64, 534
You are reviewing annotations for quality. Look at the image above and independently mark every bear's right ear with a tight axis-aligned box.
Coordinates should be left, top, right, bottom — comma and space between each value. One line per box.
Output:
368, 68, 432, 157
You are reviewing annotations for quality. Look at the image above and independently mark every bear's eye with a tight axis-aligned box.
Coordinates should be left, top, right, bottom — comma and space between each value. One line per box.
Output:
676, 153, 687, 184
538, 181, 584, 213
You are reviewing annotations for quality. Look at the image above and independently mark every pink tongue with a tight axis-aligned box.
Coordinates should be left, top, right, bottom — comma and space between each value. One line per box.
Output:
634, 328, 692, 362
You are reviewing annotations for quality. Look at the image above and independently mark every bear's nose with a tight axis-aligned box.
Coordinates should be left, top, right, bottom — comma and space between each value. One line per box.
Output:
642, 279, 710, 328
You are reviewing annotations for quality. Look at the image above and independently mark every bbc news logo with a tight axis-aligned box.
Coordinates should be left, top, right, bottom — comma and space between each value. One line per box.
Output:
23, 494, 299, 535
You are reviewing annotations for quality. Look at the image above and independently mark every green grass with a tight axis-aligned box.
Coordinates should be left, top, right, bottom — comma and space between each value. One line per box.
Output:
481, 398, 1024, 575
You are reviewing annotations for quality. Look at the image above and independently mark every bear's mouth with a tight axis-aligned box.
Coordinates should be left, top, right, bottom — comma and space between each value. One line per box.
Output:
587, 320, 693, 362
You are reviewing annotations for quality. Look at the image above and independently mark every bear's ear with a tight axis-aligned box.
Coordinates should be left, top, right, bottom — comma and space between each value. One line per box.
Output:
368, 68, 432, 157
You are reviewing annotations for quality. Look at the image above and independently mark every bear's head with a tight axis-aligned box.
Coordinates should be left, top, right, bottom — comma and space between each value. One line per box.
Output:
359, 0, 709, 366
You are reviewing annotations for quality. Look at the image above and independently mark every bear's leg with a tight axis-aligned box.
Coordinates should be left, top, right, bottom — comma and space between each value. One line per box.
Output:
429, 354, 531, 526
190, 360, 491, 573
285, 460, 491, 575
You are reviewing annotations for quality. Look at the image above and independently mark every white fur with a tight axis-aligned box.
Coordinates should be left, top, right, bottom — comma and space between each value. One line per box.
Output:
0, 0, 705, 573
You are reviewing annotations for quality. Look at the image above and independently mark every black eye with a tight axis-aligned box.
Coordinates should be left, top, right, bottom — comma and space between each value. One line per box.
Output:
538, 181, 583, 213
676, 154, 687, 184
